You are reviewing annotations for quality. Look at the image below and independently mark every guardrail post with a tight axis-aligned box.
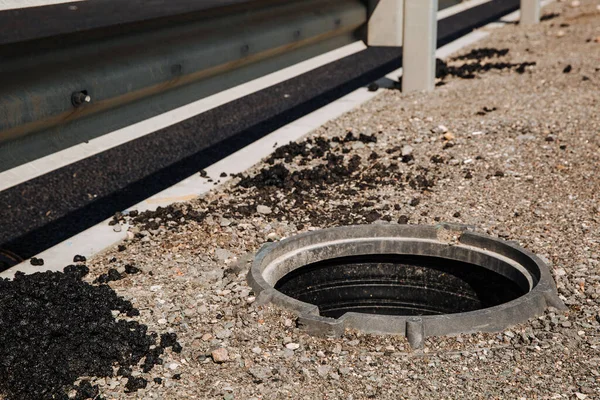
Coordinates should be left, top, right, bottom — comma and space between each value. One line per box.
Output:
367, 0, 404, 47
520, 0, 540, 24
402, 0, 438, 92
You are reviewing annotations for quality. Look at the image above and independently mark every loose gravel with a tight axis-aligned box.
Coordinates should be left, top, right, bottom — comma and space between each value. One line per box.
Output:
4, 1, 600, 399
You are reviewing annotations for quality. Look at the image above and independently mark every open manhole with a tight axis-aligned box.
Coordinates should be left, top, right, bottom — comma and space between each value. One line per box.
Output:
248, 224, 564, 347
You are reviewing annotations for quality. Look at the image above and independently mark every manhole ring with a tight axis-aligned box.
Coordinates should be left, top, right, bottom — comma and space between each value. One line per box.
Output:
247, 224, 565, 347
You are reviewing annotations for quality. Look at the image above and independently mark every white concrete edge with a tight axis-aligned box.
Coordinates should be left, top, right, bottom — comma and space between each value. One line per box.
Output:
0, 0, 83, 10
2, 0, 553, 279
437, 0, 492, 20
0, 41, 367, 192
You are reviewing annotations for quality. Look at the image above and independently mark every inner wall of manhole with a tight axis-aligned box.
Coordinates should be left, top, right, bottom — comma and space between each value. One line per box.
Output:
274, 254, 527, 318
248, 224, 565, 348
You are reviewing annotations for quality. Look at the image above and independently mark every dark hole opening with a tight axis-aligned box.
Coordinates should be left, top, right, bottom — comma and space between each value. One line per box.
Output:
274, 254, 527, 318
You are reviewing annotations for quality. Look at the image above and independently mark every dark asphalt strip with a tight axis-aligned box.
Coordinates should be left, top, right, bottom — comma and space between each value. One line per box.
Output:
0, 0, 519, 270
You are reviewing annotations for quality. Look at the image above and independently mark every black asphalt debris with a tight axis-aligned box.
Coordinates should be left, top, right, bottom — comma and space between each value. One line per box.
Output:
451, 47, 509, 61
367, 82, 379, 92
436, 48, 536, 82
0, 266, 182, 400
540, 12, 560, 21
125, 264, 142, 274
29, 257, 44, 266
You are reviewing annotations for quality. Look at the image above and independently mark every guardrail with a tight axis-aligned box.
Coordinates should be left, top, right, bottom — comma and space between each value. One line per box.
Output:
0, 0, 541, 172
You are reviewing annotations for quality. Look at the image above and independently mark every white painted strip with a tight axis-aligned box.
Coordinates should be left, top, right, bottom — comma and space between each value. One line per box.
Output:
2, 0, 541, 279
0, 0, 83, 10
438, 0, 492, 20
0, 42, 367, 193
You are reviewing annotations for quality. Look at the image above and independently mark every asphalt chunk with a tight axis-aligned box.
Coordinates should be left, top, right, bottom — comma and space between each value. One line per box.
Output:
0, 266, 179, 400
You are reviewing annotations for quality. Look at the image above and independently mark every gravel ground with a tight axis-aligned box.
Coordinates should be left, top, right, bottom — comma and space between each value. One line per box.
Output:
13, 1, 600, 399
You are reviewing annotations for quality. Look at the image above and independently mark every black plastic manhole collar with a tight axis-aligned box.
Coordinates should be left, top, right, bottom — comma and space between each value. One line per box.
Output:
247, 224, 565, 348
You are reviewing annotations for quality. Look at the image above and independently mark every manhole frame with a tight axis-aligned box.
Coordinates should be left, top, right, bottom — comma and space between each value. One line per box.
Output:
247, 224, 565, 347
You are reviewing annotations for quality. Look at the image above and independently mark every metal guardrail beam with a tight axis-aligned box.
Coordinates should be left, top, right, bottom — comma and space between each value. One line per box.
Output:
0, 0, 366, 171
0, 0, 264, 46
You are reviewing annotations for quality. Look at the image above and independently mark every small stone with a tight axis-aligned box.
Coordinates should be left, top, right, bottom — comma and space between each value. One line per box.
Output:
113, 224, 122, 232
555, 268, 566, 277
285, 343, 300, 350
257, 205, 272, 215
494, 170, 505, 177
73, 255, 87, 263
570, 0, 580, 7
410, 198, 420, 207
202, 333, 213, 341
437, 125, 449, 133
556, 30, 566, 38
317, 365, 331, 377
211, 348, 229, 363
266, 232, 280, 241
443, 132, 455, 141
563, 65, 572, 74
517, 134, 536, 142
561, 321, 572, 328
251, 347, 262, 354
158, 319, 167, 325
215, 248, 234, 261
216, 329, 232, 339
401, 145, 413, 157
246, 296, 256, 304
220, 218, 231, 227
575, 393, 587, 400
249, 367, 272, 380
168, 363, 179, 370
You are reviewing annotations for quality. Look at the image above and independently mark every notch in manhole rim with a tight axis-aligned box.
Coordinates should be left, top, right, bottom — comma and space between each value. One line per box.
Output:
247, 224, 565, 348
